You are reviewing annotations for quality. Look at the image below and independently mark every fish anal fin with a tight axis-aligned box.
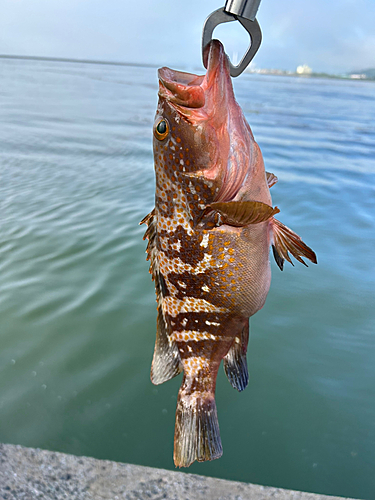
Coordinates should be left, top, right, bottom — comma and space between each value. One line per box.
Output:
209, 201, 280, 227
266, 172, 278, 188
151, 306, 182, 385
271, 218, 317, 267
223, 320, 249, 392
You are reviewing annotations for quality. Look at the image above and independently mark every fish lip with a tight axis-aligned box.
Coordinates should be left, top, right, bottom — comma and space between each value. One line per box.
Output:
158, 68, 205, 108
158, 40, 230, 110
202, 39, 230, 87
158, 67, 205, 88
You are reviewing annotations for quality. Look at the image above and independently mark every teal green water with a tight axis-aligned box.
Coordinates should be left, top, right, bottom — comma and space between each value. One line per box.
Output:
0, 57, 374, 499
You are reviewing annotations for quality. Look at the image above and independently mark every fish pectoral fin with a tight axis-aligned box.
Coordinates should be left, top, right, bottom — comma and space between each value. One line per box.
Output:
151, 306, 182, 385
266, 171, 278, 188
208, 201, 280, 227
223, 320, 249, 392
271, 218, 317, 267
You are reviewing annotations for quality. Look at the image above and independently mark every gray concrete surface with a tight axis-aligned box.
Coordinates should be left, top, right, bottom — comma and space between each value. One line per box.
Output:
0, 443, 355, 500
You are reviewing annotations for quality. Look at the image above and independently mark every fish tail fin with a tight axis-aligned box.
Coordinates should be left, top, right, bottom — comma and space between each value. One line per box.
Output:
173, 386, 222, 467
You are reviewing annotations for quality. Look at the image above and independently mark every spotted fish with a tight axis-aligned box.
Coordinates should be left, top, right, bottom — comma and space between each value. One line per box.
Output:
141, 40, 316, 468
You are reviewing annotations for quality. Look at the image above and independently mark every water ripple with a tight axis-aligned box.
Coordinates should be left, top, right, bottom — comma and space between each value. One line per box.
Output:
1, 58, 375, 500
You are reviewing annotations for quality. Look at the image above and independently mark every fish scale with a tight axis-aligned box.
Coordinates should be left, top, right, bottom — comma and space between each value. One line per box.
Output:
141, 39, 316, 468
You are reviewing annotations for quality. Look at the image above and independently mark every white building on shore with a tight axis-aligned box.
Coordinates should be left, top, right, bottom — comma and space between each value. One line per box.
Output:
296, 64, 312, 75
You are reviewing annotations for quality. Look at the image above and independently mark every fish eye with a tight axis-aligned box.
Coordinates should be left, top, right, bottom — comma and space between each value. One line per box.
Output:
154, 119, 169, 141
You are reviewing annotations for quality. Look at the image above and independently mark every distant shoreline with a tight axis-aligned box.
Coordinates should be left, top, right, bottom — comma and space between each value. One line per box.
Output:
244, 69, 375, 81
1, 53, 374, 82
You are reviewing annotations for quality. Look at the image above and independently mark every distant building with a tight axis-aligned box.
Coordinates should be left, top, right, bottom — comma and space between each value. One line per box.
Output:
350, 73, 366, 79
296, 64, 312, 75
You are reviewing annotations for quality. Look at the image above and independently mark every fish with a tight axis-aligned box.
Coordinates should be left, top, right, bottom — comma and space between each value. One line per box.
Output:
141, 39, 317, 468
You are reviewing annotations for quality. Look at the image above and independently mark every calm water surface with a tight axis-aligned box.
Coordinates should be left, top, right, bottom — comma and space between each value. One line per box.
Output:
0, 58, 374, 499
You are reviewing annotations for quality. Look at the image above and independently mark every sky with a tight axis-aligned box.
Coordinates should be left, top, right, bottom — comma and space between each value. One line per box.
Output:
0, 0, 374, 73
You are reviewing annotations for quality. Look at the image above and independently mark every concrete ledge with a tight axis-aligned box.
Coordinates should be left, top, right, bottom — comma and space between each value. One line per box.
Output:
0, 443, 354, 500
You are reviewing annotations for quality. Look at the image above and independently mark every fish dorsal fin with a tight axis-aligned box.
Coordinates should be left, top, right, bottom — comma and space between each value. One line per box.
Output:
140, 209, 157, 274
223, 320, 249, 392
209, 200, 280, 227
266, 172, 278, 188
140, 209, 182, 384
271, 218, 317, 267
139, 209, 155, 226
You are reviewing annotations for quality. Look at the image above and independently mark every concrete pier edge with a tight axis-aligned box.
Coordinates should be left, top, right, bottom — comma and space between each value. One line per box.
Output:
0, 443, 356, 500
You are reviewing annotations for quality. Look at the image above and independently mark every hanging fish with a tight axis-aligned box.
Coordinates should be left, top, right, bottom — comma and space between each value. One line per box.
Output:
141, 39, 316, 468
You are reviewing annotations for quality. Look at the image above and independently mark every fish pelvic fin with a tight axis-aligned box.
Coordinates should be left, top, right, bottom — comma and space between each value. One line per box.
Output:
272, 244, 284, 271
174, 387, 222, 467
151, 305, 182, 385
208, 201, 279, 227
223, 320, 249, 392
271, 218, 317, 268
266, 171, 278, 188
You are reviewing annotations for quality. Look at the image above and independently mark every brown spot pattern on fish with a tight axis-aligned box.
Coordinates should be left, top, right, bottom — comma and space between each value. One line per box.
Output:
141, 39, 317, 468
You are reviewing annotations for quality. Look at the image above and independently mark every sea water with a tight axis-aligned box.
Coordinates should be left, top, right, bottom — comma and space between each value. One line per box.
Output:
0, 57, 374, 499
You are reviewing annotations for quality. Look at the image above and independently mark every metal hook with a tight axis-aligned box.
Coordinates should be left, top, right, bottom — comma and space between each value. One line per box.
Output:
202, 3, 262, 77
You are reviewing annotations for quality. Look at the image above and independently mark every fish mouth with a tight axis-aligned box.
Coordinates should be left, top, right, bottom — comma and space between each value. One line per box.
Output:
158, 40, 230, 112
158, 68, 205, 108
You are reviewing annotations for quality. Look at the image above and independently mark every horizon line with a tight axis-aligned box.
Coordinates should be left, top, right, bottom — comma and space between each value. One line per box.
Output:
0, 53, 162, 69
1, 53, 372, 79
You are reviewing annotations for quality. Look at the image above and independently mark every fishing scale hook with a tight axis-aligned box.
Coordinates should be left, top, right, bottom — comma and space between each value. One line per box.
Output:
202, 0, 262, 77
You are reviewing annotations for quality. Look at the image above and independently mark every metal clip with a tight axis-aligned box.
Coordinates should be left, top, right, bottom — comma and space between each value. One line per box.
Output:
202, 0, 262, 77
